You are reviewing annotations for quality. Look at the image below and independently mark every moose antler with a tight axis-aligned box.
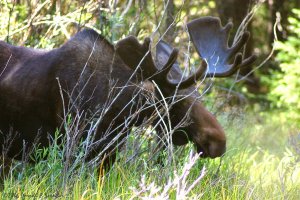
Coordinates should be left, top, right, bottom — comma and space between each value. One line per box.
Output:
154, 40, 207, 89
187, 16, 256, 77
115, 37, 207, 90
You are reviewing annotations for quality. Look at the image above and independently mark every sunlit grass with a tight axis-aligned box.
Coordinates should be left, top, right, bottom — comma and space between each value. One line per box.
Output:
0, 111, 299, 199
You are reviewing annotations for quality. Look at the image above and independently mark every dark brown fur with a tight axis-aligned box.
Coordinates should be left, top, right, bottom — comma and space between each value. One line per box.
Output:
0, 29, 226, 173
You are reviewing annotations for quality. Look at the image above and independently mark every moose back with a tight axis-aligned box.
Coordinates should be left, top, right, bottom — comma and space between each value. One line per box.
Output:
0, 17, 256, 168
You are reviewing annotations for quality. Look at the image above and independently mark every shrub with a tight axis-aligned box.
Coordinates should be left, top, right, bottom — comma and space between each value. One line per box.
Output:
268, 9, 300, 121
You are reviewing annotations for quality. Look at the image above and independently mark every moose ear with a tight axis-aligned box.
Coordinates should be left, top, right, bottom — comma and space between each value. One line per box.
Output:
172, 131, 189, 146
115, 36, 157, 78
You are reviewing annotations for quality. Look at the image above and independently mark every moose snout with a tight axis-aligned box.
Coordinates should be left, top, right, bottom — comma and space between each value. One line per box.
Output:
208, 141, 226, 158
196, 140, 226, 158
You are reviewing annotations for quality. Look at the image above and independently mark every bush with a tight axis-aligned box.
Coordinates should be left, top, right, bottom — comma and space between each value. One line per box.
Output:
268, 9, 300, 121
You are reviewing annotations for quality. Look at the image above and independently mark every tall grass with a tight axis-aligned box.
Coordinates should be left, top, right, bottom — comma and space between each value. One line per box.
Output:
1, 110, 299, 199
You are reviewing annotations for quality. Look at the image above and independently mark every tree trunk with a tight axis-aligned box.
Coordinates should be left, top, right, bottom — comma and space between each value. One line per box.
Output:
216, 0, 261, 94
164, 0, 176, 43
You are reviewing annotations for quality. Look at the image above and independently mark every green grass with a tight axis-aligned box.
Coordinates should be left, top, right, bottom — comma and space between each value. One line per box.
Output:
1, 111, 299, 200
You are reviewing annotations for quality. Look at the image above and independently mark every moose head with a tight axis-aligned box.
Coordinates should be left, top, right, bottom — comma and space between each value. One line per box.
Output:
116, 17, 256, 158
0, 17, 256, 172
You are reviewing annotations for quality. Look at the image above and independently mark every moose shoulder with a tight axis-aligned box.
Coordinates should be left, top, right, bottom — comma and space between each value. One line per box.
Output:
0, 17, 256, 169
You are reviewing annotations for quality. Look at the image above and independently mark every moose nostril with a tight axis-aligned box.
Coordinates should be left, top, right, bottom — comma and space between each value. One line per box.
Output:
196, 145, 207, 157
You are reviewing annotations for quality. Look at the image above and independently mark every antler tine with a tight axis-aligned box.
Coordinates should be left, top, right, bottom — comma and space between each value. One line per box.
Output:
240, 54, 257, 67
228, 32, 250, 60
230, 31, 257, 70
154, 40, 208, 90
142, 37, 151, 51
223, 22, 233, 37
228, 31, 257, 71
168, 60, 207, 89
154, 47, 179, 78
187, 16, 256, 77
221, 22, 233, 47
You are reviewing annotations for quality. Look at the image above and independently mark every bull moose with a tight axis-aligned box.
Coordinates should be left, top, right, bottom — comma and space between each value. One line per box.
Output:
0, 17, 256, 174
